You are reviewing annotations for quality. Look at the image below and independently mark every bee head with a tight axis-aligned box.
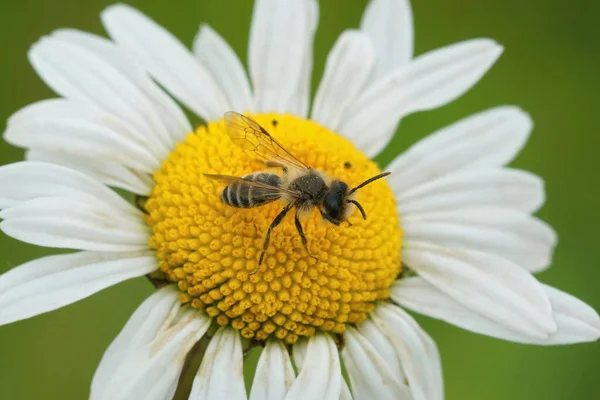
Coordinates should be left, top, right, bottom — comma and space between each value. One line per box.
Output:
321, 181, 349, 225
321, 172, 391, 225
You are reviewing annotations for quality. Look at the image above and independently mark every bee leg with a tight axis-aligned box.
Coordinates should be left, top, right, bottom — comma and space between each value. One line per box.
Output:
258, 203, 294, 267
295, 211, 318, 262
260, 160, 288, 175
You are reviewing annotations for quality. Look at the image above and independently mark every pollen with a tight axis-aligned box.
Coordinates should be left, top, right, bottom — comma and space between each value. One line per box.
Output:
145, 113, 402, 344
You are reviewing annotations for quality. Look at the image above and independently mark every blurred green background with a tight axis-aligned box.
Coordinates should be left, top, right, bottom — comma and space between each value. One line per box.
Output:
1, 0, 599, 399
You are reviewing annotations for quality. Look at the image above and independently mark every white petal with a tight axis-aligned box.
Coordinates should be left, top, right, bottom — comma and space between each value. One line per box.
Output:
286, 334, 341, 400
193, 24, 253, 113
285, 0, 318, 118
396, 169, 545, 216
92, 287, 181, 398
388, 106, 532, 193
249, 0, 318, 114
5, 99, 160, 173
403, 242, 556, 338
29, 32, 176, 156
340, 381, 353, 400
190, 327, 246, 400
291, 339, 351, 400
402, 207, 557, 272
311, 30, 375, 131
26, 149, 153, 196
360, 0, 413, 80
392, 276, 536, 342
392, 277, 600, 345
342, 327, 411, 400
291, 336, 355, 400
101, 4, 230, 121
356, 318, 406, 382
0, 197, 149, 252
250, 340, 295, 400
541, 285, 600, 345
51, 28, 192, 145
371, 304, 443, 400
99, 308, 211, 400
0, 161, 142, 214
291, 337, 308, 366
341, 39, 503, 157
0, 251, 156, 326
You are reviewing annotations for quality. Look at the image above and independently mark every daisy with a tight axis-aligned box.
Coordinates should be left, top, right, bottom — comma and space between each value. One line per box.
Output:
0, 0, 598, 399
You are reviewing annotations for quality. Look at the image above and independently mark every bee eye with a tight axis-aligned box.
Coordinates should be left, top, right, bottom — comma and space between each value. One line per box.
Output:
324, 196, 342, 220
323, 181, 349, 223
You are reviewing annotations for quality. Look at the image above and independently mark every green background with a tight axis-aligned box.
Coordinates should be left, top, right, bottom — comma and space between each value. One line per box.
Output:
1, 0, 599, 398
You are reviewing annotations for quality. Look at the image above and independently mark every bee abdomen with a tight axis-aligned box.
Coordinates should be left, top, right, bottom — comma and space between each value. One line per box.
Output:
222, 172, 282, 208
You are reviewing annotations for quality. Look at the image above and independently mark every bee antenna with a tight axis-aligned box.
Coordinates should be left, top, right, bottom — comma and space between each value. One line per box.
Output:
347, 199, 367, 220
349, 172, 391, 195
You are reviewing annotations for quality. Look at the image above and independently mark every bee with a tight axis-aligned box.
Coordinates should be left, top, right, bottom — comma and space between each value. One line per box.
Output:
205, 112, 391, 266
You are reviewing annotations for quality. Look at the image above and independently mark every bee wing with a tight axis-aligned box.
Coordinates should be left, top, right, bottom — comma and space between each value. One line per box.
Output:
224, 111, 310, 171
204, 173, 300, 199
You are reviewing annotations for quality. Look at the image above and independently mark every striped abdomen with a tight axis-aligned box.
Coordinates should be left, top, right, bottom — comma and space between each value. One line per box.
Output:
222, 172, 282, 208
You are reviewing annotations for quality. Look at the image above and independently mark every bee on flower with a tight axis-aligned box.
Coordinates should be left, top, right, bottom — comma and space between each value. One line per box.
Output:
0, 1, 598, 399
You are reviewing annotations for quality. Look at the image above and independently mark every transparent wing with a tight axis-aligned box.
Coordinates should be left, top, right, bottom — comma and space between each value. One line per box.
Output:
204, 173, 300, 198
224, 111, 310, 171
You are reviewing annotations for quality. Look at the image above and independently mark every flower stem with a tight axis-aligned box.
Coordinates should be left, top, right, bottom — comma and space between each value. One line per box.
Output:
172, 336, 211, 400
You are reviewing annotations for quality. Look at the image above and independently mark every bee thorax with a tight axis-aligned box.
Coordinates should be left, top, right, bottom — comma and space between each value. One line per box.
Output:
288, 171, 328, 202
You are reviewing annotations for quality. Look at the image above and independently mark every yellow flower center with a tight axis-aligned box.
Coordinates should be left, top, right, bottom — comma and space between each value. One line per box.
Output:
145, 113, 402, 344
